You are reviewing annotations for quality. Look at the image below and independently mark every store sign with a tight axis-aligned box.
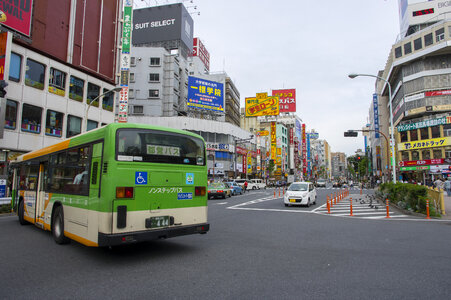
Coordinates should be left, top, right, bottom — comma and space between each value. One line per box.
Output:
397, 116, 450, 132
302, 124, 307, 175
118, 87, 129, 122
193, 38, 210, 71
206, 143, 231, 152
405, 92, 425, 102
398, 137, 451, 151
0, 0, 33, 36
272, 89, 296, 113
257, 130, 269, 136
245, 94, 279, 117
425, 89, 451, 97
400, 166, 431, 171
399, 159, 446, 167
271, 121, 276, 160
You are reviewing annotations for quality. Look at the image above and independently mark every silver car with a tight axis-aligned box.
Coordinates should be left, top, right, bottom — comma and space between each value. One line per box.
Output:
284, 182, 317, 207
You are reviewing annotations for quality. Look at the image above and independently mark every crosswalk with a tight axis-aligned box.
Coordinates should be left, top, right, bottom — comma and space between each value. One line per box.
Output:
313, 195, 410, 219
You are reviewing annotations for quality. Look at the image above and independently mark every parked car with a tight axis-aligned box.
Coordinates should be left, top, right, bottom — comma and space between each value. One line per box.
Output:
316, 179, 327, 187
208, 182, 231, 199
226, 182, 243, 195
283, 181, 317, 207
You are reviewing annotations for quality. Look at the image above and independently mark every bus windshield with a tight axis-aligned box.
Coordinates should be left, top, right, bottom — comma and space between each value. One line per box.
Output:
116, 128, 205, 165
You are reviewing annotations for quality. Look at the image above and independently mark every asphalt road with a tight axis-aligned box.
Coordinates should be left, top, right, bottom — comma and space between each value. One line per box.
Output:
1, 188, 451, 299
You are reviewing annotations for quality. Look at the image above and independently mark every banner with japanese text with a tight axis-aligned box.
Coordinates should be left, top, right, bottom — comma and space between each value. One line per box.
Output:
398, 137, 451, 151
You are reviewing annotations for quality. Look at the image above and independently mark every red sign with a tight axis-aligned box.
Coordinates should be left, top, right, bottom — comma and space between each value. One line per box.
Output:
302, 124, 307, 175
0, 32, 6, 80
193, 38, 210, 71
236, 146, 247, 155
425, 90, 451, 97
272, 89, 296, 113
0, 0, 34, 37
398, 159, 445, 167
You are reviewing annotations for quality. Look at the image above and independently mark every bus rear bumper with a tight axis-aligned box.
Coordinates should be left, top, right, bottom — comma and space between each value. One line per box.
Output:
97, 223, 210, 247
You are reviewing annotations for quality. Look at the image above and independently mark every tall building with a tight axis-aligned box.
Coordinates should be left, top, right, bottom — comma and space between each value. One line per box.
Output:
370, 0, 451, 184
1, 0, 122, 175
331, 152, 346, 179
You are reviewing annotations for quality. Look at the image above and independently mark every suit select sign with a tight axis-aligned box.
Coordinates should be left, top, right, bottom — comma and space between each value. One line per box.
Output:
0, 0, 33, 36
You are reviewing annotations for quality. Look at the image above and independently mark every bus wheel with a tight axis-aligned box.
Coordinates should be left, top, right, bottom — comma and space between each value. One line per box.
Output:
52, 206, 70, 244
18, 200, 29, 225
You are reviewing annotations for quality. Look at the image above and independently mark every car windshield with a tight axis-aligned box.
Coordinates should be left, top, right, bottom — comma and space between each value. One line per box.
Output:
209, 182, 224, 188
288, 183, 308, 191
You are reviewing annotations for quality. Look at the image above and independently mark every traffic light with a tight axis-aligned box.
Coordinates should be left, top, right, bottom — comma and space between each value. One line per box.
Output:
0, 80, 8, 98
357, 156, 361, 161
344, 130, 358, 137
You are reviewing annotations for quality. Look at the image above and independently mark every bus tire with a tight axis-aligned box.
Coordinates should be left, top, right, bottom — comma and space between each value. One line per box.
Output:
52, 206, 70, 245
18, 200, 29, 225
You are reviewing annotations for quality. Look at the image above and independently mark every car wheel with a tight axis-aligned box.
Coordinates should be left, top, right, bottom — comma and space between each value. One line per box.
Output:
252, 186, 257, 190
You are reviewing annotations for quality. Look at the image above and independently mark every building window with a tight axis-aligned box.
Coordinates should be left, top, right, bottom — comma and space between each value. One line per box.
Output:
67, 115, 81, 137
433, 149, 442, 159
87, 120, 98, 131
148, 89, 159, 98
414, 38, 422, 50
431, 126, 440, 138
436, 27, 445, 42
410, 129, 418, 141
133, 106, 143, 114
148, 73, 160, 82
25, 58, 45, 90
21, 104, 42, 134
5, 100, 17, 129
404, 42, 412, 54
9, 52, 22, 82
445, 147, 451, 158
87, 83, 100, 107
129, 89, 134, 98
411, 150, 420, 160
422, 149, 431, 160
402, 151, 409, 161
49, 68, 66, 96
444, 124, 451, 136
130, 57, 136, 66
45, 110, 63, 137
424, 33, 433, 46
150, 57, 160, 66
395, 46, 402, 58
102, 88, 114, 112
69, 76, 84, 102
400, 131, 408, 142
130, 73, 135, 82
420, 127, 429, 140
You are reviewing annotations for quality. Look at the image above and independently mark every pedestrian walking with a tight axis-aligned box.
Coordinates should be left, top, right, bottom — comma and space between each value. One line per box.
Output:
243, 180, 248, 193
434, 177, 444, 190
445, 178, 451, 196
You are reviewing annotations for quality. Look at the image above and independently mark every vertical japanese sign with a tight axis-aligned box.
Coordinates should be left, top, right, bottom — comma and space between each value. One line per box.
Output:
118, 2, 133, 123
307, 133, 311, 176
272, 89, 296, 113
0, 32, 6, 80
302, 124, 307, 175
373, 93, 380, 138
243, 154, 247, 175
271, 122, 277, 160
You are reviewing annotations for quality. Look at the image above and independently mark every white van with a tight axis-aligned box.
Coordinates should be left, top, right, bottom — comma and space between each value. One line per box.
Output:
233, 179, 257, 190
250, 179, 266, 190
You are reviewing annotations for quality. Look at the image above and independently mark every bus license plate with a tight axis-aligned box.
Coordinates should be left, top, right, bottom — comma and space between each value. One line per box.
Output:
149, 216, 170, 228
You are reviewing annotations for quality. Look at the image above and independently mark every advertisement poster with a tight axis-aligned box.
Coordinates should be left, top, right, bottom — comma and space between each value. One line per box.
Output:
0, 0, 33, 36
272, 89, 296, 113
187, 76, 224, 112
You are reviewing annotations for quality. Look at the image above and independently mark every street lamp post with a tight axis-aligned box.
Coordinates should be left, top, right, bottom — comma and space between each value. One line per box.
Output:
348, 73, 397, 183
83, 87, 122, 133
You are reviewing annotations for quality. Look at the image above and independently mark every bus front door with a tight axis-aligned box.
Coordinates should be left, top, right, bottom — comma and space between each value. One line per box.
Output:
35, 162, 48, 229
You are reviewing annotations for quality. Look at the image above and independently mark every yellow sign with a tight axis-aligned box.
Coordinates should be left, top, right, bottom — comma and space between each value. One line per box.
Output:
398, 137, 451, 151
257, 130, 269, 136
277, 148, 281, 155
245, 95, 279, 117
271, 122, 277, 160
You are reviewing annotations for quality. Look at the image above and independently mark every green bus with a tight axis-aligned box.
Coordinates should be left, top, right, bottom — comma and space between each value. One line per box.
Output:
11, 123, 209, 247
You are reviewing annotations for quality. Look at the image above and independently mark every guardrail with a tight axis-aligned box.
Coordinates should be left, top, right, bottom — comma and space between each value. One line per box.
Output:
0, 197, 12, 205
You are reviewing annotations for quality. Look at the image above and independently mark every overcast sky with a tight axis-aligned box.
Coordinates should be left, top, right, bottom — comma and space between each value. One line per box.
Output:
135, 0, 402, 156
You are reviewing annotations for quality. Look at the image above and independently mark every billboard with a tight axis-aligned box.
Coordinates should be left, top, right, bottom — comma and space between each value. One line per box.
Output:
272, 89, 296, 113
193, 38, 210, 71
245, 92, 279, 117
0, 0, 33, 36
132, 4, 194, 51
187, 76, 224, 112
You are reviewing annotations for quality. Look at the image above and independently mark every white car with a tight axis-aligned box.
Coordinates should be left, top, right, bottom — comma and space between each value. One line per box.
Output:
284, 182, 317, 207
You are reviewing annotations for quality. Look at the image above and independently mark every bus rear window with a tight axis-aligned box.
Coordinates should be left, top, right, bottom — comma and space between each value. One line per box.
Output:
116, 129, 205, 165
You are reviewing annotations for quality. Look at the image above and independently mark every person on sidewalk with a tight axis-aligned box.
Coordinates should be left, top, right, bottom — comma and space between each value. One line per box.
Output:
445, 178, 451, 196
434, 177, 445, 191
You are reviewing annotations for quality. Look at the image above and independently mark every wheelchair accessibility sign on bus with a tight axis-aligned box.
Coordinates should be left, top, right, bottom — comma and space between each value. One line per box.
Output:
135, 172, 148, 185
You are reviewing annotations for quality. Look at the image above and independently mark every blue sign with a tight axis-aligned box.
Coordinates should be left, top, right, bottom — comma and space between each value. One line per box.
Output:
177, 193, 193, 200
373, 93, 380, 138
186, 173, 194, 185
187, 76, 224, 112
135, 172, 148, 185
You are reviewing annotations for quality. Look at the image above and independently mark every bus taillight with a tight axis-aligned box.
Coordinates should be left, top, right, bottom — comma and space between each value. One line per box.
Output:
116, 187, 134, 198
195, 186, 206, 196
